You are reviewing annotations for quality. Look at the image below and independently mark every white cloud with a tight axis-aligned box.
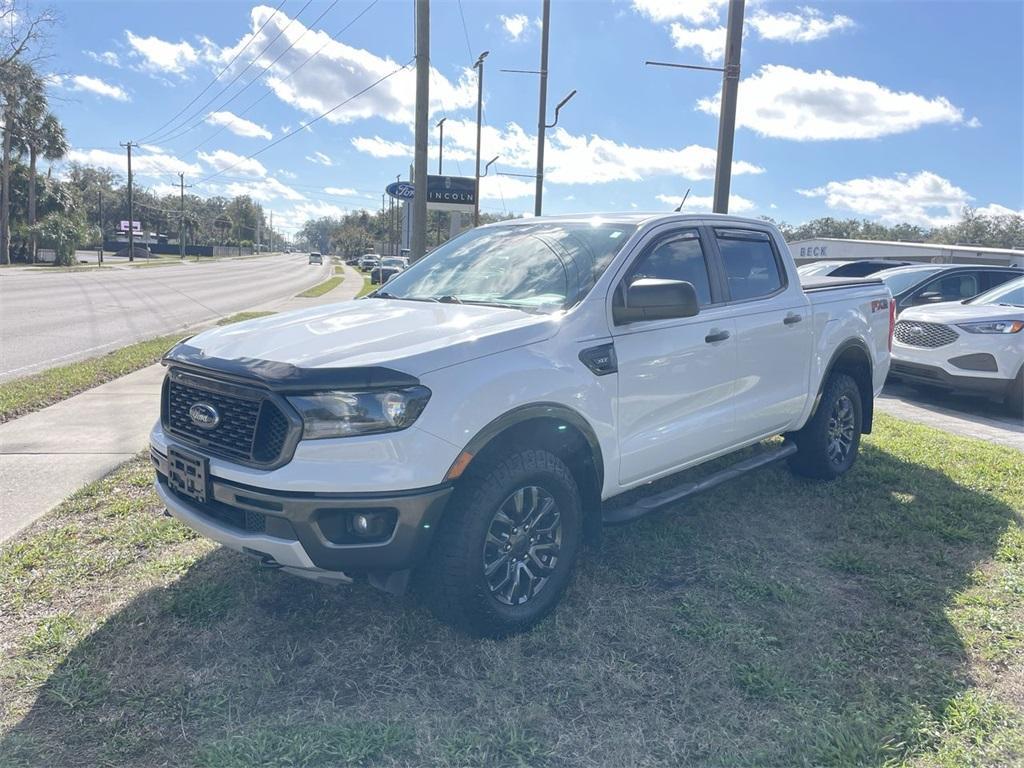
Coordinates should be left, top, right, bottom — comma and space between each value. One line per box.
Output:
216, 6, 475, 126
350, 136, 412, 159
65, 147, 201, 177
973, 203, 1024, 218
499, 13, 530, 41
632, 0, 725, 24
206, 111, 272, 140
748, 7, 854, 42
796, 171, 973, 227
125, 30, 198, 76
669, 24, 725, 61
655, 192, 756, 213
198, 149, 267, 178
697, 65, 968, 140
354, 120, 763, 187
85, 50, 120, 67
324, 187, 358, 197
271, 200, 350, 234
68, 75, 129, 101
306, 151, 334, 166
277, 168, 298, 179
480, 175, 534, 201
220, 177, 305, 202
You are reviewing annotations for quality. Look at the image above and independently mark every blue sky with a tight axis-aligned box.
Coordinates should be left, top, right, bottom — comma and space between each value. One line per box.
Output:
44, 0, 1023, 237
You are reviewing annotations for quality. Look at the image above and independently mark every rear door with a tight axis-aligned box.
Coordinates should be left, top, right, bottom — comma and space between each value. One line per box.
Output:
710, 227, 812, 441
611, 225, 738, 485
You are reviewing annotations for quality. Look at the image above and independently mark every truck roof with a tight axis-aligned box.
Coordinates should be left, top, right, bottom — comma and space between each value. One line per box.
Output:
485, 212, 775, 228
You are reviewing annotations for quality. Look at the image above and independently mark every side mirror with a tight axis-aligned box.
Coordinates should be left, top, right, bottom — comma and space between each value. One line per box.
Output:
614, 278, 700, 324
915, 291, 944, 305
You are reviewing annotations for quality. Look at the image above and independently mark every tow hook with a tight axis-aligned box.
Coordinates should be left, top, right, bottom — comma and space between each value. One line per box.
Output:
243, 547, 282, 569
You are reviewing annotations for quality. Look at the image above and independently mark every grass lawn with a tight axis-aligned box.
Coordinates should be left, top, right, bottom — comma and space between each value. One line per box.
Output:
355, 274, 374, 298
1, 415, 1021, 767
297, 274, 345, 298
0, 314, 275, 424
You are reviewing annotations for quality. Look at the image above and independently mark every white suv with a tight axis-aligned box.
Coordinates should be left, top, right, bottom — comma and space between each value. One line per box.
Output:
892, 276, 1024, 414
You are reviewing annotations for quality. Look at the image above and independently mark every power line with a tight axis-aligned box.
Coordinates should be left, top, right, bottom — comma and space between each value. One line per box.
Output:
146, 0, 315, 146
180, 0, 381, 157
193, 59, 413, 185
136, 0, 288, 143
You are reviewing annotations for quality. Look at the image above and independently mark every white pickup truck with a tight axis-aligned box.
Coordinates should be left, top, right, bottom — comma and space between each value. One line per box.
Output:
152, 213, 894, 636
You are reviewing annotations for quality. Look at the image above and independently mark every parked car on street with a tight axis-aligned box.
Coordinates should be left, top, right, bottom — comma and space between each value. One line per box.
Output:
308, 252, 323, 265
876, 264, 1022, 316
152, 213, 893, 636
798, 259, 913, 279
890, 275, 1023, 414
357, 254, 382, 271
371, 257, 408, 284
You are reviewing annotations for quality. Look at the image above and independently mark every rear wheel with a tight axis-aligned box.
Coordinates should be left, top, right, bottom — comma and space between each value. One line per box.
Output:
423, 448, 582, 637
788, 372, 863, 480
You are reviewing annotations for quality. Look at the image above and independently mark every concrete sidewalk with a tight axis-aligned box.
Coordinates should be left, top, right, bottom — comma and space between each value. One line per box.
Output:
0, 265, 364, 544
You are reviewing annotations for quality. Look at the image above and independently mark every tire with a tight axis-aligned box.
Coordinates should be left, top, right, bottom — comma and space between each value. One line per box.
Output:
788, 372, 863, 480
1006, 368, 1023, 418
422, 448, 583, 637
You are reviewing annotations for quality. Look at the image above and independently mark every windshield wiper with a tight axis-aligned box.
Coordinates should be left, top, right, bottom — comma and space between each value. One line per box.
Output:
433, 295, 463, 304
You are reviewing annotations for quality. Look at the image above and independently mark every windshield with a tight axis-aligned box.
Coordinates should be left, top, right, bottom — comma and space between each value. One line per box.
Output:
374, 221, 638, 312
880, 267, 943, 295
382, 258, 404, 267
968, 276, 1024, 307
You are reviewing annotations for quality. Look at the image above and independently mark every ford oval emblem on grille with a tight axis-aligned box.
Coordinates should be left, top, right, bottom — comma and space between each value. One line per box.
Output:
189, 402, 220, 430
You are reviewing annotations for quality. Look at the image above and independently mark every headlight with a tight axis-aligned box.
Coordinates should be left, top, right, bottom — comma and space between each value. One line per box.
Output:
957, 320, 1024, 334
287, 386, 431, 439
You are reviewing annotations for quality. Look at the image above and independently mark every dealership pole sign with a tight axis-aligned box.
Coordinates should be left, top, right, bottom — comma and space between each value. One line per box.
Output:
384, 176, 477, 212
119, 220, 142, 233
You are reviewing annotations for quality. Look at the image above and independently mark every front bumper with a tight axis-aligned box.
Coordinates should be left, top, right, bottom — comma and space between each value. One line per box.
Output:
889, 359, 1013, 397
152, 447, 452, 579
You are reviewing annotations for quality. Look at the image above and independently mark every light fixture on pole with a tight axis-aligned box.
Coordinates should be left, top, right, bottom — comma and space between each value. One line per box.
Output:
482, 155, 500, 177
545, 89, 576, 129
473, 50, 489, 227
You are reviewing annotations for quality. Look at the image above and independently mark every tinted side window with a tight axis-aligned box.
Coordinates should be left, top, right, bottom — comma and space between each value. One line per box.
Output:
715, 229, 784, 301
981, 270, 1021, 291
626, 231, 713, 306
923, 272, 980, 300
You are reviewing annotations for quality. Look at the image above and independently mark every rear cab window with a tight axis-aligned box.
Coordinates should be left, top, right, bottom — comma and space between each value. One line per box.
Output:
714, 228, 786, 301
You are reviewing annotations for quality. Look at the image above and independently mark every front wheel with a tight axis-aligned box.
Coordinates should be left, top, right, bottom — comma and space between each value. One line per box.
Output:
788, 372, 863, 480
422, 448, 582, 637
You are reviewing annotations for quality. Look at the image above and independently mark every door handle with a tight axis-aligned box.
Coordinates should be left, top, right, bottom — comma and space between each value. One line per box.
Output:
783, 313, 803, 325
704, 329, 731, 343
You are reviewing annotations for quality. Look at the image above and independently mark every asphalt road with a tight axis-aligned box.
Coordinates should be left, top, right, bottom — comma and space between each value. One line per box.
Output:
0, 253, 330, 381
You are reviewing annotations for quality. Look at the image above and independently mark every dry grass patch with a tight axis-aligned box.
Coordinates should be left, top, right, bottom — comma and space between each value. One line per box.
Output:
1, 415, 1022, 767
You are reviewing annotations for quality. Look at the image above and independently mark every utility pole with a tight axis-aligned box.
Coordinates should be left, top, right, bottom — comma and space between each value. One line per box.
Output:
534, 0, 551, 217
712, 0, 745, 213
120, 141, 137, 261
473, 50, 489, 227
97, 189, 104, 266
269, 210, 274, 252
411, 0, 430, 262
178, 172, 188, 259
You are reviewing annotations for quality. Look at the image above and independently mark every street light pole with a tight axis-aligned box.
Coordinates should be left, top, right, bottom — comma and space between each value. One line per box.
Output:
534, 0, 551, 217
712, 0, 745, 214
473, 50, 489, 227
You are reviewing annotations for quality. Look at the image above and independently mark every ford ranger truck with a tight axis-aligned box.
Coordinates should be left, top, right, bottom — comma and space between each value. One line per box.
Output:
151, 214, 894, 636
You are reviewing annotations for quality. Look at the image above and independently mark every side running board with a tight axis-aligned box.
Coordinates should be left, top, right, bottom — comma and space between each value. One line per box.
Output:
602, 442, 798, 525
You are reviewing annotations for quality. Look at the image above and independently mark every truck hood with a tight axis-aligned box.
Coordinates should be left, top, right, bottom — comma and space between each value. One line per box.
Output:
900, 301, 1024, 324
185, 298, 561, 377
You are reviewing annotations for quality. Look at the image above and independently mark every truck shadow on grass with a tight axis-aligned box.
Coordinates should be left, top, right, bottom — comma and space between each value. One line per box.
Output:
4, 427, 1023, 767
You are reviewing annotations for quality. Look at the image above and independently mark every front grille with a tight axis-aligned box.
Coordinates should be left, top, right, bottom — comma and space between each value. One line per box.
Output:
163, 371, 295, 466
894, 320, 959, 348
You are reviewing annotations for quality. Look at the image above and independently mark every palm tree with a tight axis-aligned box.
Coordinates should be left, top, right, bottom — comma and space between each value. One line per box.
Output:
24, 110, 67, 262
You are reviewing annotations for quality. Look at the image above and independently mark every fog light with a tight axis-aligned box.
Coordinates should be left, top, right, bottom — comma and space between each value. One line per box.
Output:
351, 512, 387, 538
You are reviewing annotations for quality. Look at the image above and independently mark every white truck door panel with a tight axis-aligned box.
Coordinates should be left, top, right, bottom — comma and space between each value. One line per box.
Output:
711, 227, 812, 440
615, 312, 738, 484
610, 226, 738, 485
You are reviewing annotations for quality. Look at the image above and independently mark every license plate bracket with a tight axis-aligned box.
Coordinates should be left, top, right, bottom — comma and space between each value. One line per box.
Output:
167, 446, 209, 504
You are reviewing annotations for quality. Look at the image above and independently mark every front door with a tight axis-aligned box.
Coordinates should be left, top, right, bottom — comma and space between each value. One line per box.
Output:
612, 226, 739, 486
